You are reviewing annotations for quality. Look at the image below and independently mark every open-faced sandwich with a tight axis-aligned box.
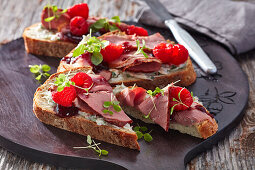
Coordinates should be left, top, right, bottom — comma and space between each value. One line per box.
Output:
23, 3, 148, 58
113, 83, 218, 139
58, 31, 196, 89
33, 66, 217, 151
33, 67, 140, 150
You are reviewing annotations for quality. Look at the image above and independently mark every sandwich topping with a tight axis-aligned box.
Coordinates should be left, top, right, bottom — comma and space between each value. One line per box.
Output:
39, 3, 148, 43
49, 72, 132, 127
115, 84, 215, 132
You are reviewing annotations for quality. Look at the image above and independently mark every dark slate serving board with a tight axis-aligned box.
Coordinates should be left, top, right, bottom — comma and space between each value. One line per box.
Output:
0, 23, 249, 170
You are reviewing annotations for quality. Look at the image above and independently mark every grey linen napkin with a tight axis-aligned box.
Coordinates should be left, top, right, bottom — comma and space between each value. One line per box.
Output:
136, 0, 255, 54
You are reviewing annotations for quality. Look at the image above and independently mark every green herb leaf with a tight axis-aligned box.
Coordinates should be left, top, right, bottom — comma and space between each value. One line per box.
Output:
87, 135, 92, 145
103, 101, 111, 108
42, 64, 51, 72
101, 150, 109, 156
44, 73, 51, 77
44, 16, 55, 22
109, 24, 119, 31
93, 19, 106, 29
140, 126, 148, 132
147, 87, 164, 97
136, 131, 143, 139
113, 104, 121, 112
110, 16, 120, 23
35, 74, 42, 81
29, 65, 40, 73
73, 44, 86, 57
134, 39, 149, 58
133, 126, 140, 132
143, 114, 150, 119
52, 5, 58, 12
91, 52, 103, 65
144, 133, 153, 142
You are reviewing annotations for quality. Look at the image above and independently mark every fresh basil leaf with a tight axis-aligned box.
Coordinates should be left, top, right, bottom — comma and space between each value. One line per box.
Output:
44, 16, 55, 22
91, 52, 103, 65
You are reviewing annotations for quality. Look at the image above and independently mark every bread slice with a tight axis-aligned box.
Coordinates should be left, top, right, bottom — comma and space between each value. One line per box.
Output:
113, 85, 218, 139
23, 23, 76, 58
33, 67, 140, 150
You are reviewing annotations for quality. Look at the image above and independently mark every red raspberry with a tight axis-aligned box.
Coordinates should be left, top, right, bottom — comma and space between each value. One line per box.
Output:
170, 44, 189, 65
169, 86, 193, 111
153, 43, 174, 63
67, 3, 89, 19
126, 25, 148, 36
100, 43, 124, 63
52, 86, 77, 107
132, 87, 147, 105
70, 16, 89, 36
70, 72, 93, 87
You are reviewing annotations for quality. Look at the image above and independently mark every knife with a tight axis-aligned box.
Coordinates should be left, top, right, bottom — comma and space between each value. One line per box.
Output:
144, 0, 217, 74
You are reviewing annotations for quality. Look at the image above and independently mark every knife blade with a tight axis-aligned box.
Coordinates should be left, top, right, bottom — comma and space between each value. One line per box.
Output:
144, 0, 217, 74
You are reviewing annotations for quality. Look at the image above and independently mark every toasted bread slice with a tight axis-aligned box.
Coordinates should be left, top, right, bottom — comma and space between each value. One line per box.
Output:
113, 85, 218, 139
23, 23, 76, 58
33, 67, 139, 150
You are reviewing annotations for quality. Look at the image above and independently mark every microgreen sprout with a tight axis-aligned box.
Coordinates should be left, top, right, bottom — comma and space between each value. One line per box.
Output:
134, 39, 149, 58
90, 16, 121, 32
102, 97, 122, 115
146, 87, 164, 97
72, 31, 109, 66
29, 64, 51, 82
54, 74, 75, 92
73, 135, 108, 157
44, 4, 67, 22
133, 124, 153, 142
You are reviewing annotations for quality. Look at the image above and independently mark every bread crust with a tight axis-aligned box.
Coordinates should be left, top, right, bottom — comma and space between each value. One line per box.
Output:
23, 23, 76, 58
33, 67, 140, 150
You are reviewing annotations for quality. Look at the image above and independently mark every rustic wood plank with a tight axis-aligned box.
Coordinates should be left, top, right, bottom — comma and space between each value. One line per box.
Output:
0, 0, 254, 169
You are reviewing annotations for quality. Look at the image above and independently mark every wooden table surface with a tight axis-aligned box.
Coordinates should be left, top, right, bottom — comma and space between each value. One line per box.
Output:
0, 0, 254, 169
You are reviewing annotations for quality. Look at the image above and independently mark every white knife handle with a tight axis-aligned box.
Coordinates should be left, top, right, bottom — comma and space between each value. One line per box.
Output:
165, 20, 217, 74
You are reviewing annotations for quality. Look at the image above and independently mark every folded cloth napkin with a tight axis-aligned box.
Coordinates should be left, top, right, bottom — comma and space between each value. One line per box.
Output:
136, 0, 255, 54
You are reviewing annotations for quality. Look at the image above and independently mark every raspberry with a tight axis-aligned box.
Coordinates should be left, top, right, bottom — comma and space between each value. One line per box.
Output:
153, 43, 174, 63
101, 43, 124, 63
170, 44, 189, 65
132, 87, 147, 105
169, 86, 193, 111
67, 3, 89, 19
126, 25, 148, 36
70, 16, 89, 36
52, 86, 77, 107
70, 72, 93, 87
